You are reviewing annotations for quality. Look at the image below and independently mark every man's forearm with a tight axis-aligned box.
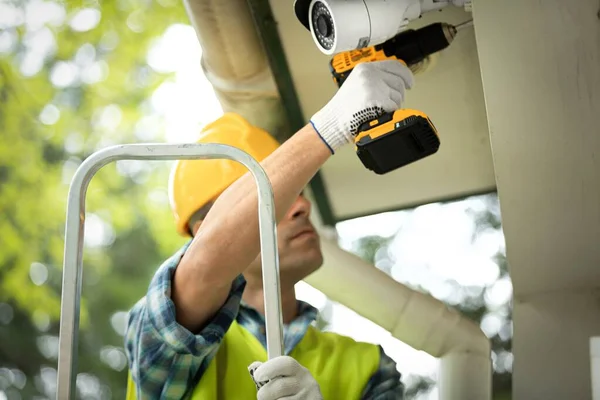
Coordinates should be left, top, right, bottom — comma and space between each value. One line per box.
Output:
173, 124, 330, 331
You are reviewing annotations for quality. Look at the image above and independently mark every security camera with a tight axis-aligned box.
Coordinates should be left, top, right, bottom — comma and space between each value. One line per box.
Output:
294, 0, 471, 55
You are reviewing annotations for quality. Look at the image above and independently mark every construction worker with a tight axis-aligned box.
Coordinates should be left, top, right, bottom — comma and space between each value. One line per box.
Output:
124, 59, 414, 399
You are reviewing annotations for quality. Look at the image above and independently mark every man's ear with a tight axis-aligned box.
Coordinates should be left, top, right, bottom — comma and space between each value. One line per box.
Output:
191, 219, 203, 236
188, 201, 214, 237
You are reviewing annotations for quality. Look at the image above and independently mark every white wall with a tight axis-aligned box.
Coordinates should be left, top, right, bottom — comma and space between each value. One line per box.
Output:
473, 0, 600, 398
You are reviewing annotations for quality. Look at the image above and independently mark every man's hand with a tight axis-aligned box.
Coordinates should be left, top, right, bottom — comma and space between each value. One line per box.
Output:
311, 59, 414, 153
248, 356, 323, 400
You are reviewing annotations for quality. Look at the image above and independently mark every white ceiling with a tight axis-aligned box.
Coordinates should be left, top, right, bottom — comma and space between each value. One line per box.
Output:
269, 2, 497, 220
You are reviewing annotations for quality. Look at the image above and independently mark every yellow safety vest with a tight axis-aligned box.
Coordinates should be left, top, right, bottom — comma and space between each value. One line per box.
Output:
126, 320, 381, 399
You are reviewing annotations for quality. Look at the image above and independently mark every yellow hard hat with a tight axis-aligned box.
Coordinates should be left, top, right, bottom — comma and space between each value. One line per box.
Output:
168, 113, 280, 236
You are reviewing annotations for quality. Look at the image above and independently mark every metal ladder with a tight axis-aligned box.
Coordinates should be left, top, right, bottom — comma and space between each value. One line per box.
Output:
55, 143, 284, 399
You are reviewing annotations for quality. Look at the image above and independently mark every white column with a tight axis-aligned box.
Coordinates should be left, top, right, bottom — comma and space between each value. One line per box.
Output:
591, 337, 600, 399
472, 1, 600, 399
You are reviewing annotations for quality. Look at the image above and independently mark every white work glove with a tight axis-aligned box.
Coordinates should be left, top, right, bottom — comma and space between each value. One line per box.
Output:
310, 59, 414, 153
248, 356, 323, 400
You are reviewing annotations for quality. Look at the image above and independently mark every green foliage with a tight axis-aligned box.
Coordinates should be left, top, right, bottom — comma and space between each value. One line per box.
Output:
0, 0, 188, 397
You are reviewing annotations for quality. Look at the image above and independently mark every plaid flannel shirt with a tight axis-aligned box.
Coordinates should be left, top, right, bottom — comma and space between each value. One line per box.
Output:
125, 242, 405, 399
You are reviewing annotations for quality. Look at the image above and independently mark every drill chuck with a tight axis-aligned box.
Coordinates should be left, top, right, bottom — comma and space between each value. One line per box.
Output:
379, 22, 456, 67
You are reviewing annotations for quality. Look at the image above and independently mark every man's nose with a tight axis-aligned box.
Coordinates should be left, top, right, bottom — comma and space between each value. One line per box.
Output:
287, 194, 312, 219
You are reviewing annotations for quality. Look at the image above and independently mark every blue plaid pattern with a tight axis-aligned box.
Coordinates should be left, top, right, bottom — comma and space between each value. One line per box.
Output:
125, 242, 405, 399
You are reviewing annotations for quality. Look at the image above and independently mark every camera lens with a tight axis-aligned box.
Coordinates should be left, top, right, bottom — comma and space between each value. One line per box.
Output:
311, 1, 334, 51
316, 14, 332, 36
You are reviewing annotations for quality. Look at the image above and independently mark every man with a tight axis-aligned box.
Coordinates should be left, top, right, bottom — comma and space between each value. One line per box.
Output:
125, 59, 414, 399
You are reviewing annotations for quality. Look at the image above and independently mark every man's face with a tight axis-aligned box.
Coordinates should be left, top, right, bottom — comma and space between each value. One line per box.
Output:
246, 193, 323, 286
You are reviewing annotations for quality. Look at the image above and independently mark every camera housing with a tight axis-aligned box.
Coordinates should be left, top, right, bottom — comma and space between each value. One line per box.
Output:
294, 0, 469, 55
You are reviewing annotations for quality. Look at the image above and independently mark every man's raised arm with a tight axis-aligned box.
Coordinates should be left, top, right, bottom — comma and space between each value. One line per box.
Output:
172, 60, 414, 332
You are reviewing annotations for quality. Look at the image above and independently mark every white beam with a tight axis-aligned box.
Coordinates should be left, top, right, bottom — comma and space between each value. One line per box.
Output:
473, 0, 600, 398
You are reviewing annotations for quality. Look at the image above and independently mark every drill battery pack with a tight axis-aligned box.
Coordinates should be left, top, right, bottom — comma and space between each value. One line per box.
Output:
354, 109, 440, 175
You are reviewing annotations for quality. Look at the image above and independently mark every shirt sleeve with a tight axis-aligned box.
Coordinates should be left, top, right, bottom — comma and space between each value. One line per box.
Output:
124, 242, 246, 399
361, 345, 405, 400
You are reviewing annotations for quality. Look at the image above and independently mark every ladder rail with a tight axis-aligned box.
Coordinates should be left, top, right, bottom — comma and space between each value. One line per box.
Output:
56, 143, 283, 399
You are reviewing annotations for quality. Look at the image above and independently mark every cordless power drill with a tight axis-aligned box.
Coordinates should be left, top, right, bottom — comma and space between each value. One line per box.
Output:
330, 21, 465, 175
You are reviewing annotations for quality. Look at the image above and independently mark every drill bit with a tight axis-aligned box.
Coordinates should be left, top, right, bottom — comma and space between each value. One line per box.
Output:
455, 19, 474, 31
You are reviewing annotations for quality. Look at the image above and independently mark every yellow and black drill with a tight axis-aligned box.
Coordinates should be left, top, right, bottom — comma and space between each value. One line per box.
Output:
330, 21, 467, 175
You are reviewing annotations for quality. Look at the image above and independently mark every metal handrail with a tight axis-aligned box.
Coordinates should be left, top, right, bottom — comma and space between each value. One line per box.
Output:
56, 143, 283, 399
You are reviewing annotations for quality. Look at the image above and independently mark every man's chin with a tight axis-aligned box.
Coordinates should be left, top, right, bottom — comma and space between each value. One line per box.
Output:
305, 252, 324, 275
285, 252, 323, 281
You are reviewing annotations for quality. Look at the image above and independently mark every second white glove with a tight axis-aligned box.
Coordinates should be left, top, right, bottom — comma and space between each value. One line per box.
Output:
310, 59, 414, 153
248, 356, 323, 400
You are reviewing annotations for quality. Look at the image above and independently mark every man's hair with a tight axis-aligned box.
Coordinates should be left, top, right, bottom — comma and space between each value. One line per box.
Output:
187, 201, 214, 236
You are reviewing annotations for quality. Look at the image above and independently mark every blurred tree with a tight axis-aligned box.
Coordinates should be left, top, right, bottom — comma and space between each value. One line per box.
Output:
0, 0, 188, 397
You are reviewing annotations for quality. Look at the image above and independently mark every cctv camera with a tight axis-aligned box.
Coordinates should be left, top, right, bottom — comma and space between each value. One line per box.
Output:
294, 0, 471, 55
